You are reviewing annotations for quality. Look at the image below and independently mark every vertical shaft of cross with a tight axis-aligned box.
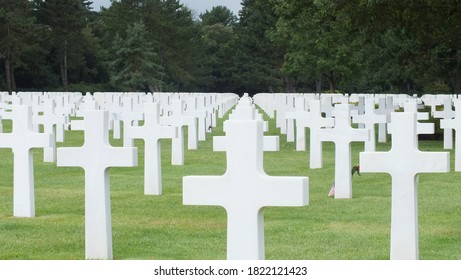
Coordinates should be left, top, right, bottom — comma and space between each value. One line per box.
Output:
227, 207, 264, 260
334, 141, 353, 198
390, 174, 419, 260
144, 140, 162, 195
85, 167, 112, 260
13, 149, 35, 217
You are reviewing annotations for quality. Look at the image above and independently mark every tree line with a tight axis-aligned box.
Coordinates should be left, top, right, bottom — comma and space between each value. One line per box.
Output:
1, 0, 460, 95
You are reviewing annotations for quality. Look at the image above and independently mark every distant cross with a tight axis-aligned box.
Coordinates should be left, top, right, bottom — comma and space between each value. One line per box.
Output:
54, 95, 73, 142
294, 99, 334, 169
360, 112, 449, 260
321, 96, 334, 118
403, 101, 434, 135
441, 100, 461, 171
353, 97, 387, 151
0, 105, 51, 217
161, 99, 196, 165
57, 110, 137, 260
119, 97, 143, 147
185, 96, 207, 143
317, 104, 369, 198
421, 94, 441, 117
128, 102, 177, 195
33, 99, 67, 162
434, 97, 455, 149
108, 95, 123, 140
273, 94, 291, 134
183, 118, 308, 260
376, 96, 397, 143
285, 97, 306, 143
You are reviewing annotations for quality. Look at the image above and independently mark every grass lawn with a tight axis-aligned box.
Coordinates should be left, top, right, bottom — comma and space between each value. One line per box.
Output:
0, 109, 460, 260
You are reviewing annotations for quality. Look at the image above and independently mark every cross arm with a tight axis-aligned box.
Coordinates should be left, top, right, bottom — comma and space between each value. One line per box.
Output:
101, 146, 138, 168
57, 147, 87, 168
183, 176, 226, 206
360, 152, 393, 174
259, 175, 308, 207
414, 152, 450, 173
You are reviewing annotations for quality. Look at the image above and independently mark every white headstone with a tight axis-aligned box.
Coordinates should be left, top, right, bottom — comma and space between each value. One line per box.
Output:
185, 96, 207, 143
57, 110, 137, 260
318, 104, 369, 198
33, 99, 67, 162
0, 105, 51, 217
183, 119, 308, 260
119, 97, 143, 147
441, 100, 461, 171
434, 97, 455, 149
128, 102, 177, 195
360, 112, 449, 260
162, 99, 196, 165
294, 100, 334, 170
352, 97, 387, 151
403, 101, 434, 135
376, 96, 397, 143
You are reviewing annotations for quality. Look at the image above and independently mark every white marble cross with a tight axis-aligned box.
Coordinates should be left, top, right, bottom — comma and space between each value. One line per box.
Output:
162, 99, 196, 165
33, 99, 67, 162
285, 98, 305, 143
360, 112, 449, 260
183, 119, 308, 260
353, 97, 387, 151
57, 110, 137, 260
318, 104, 369, 198
119, 97, 143, 147
403, 101, 434, 135
128, 102, 177, 195
441, 100, 461, 171
294, 99, 334, 170
434, 97, 455, 149
185, 96, 207, 143
0, 105, 52, 217
376, 96, 397, 143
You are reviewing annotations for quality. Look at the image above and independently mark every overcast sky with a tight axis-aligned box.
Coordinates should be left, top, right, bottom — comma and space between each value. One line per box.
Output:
90, 0, 242, 16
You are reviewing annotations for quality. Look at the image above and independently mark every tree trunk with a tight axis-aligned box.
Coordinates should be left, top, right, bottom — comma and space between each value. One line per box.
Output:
324, 71, 337, 93
315, 78, 322, 94
5, 54, 12, 94
10, 63, 16, 91
452, 77, 461, 94
60, 44, 69, 91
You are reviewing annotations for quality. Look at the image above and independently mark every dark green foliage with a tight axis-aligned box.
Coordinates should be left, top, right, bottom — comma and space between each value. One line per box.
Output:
0, 0, 460, 93
109, 21, 163, 91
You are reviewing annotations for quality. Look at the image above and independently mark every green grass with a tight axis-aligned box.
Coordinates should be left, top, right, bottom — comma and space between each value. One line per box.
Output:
0, 111, 460, 260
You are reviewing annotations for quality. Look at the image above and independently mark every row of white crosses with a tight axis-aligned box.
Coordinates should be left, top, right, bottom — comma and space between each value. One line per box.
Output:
253, 93, 457, 260
0, 91, 238, 260
183, 94, 308, 260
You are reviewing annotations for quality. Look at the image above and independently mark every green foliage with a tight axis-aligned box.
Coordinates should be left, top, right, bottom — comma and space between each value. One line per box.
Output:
0, 0, 41, 92
200, 6, 237, 27
109, 21, 163, 91
1, 0, 460, 94
232, 0, 285, 94
34, 0, 90, 91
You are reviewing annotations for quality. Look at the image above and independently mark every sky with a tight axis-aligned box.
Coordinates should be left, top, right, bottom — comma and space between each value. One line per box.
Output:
90, 0, 243, 16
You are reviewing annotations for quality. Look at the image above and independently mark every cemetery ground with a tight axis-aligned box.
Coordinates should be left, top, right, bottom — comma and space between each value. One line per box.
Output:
0, 111, 460, 260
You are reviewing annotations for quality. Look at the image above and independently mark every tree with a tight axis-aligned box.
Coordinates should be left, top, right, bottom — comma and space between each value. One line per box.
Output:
0, 0, 37, 93
198, 6, 237, 92
101, 0, 201, 91
272, 0, 363, 93
200, 6, 237, 27
34, 0, 91, 91
232, 0, 285, 94
109, 21, 163, 91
